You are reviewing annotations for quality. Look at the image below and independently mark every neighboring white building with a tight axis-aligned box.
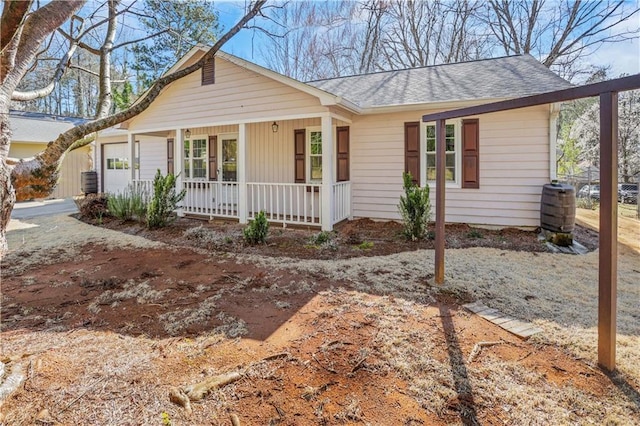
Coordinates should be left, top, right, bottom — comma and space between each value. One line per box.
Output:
9, 110, 92, 199
96, 47, 571, 230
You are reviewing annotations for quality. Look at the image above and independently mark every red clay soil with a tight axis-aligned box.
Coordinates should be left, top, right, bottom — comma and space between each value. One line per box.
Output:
0, 231, 626, 425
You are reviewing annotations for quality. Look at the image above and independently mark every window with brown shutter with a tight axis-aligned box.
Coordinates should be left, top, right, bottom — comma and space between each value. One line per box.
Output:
167, 138, 174, 175
336, 126, 350, 182
208, 135, 218, 180
461, 119, 479, 189
201, 58, 215, 85
294, 129, 306, 183
404, 122, 420, 185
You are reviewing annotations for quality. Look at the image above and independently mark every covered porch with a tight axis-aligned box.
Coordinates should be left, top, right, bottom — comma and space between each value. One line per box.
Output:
127, 113, 351, 230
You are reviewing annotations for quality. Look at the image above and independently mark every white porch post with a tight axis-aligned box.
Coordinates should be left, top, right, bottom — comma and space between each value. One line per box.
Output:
321, 114, 334, 231
238, 123, 248, 224
128, 132, 136, 182
175, 128, 184, 217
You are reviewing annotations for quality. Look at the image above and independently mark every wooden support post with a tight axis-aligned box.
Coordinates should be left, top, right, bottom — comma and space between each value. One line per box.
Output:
128, 132, 136, 182
238, 123, 247, 224
435, 119, 446, 284
175, 128, 184, 217
598, 91, 618, 371
321, 114, 334, 231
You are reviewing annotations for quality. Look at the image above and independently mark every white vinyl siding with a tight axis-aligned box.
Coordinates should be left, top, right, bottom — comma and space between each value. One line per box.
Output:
138, 136, 167, 180
129, 57, 326, 131
349, 106, 551, 227
9, 142, 92, 199
245, 118, 321, 183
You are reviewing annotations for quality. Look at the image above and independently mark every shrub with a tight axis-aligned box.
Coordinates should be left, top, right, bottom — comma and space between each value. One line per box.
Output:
184, 225, 236, 250
146, 170, 186, 229
309, 231, 333, 245
77, 193, 109, 220
243, 210, 269, 244
467, 229, 484, 239
357, 241, 374, 250
576, 197, 599, 210
107, 184, 148, 221
398, 172, 431, 240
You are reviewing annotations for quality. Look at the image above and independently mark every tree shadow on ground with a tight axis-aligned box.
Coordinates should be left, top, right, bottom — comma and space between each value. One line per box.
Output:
439, 304, 479, 426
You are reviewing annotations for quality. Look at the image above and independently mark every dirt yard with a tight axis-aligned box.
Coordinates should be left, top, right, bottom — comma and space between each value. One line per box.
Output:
1, 214, 638, 425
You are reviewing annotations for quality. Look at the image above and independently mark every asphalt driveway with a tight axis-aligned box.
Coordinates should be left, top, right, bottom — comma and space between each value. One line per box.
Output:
10, 198, 78, 220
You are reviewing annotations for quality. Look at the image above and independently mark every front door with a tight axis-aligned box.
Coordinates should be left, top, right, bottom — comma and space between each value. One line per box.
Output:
217, 134, 238, 208
220, 135, 238, 182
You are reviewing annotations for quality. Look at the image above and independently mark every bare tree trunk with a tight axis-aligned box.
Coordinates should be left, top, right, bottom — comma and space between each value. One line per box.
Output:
96, 0, 119, 119
0, 0, 84, 255
0, 105, 15, 254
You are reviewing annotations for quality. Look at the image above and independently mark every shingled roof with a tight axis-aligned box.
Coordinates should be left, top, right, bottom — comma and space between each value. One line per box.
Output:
9, 110, 87, 143
306, 54, 571, 109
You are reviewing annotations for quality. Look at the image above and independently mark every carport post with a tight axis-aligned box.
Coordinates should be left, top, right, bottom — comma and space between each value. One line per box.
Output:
434, 119, 446, 284
598, 91, 618, 371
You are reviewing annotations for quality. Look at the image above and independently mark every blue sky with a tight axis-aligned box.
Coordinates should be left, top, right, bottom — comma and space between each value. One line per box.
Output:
215, 1, 640, 80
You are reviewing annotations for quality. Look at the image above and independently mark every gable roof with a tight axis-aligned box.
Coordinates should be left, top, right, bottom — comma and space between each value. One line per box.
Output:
126, 48, 571, 127
306, 54, 572, 109
9, 110, 88, 143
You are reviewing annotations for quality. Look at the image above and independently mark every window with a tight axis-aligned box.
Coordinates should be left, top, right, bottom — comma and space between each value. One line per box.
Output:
425, 123, 457, 182
106, 158, 129, 170
308, 129, 322, 182
184, 136, 207, 179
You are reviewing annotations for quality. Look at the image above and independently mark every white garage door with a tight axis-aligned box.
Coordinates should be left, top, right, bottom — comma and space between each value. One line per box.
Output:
103, 143, 130, 194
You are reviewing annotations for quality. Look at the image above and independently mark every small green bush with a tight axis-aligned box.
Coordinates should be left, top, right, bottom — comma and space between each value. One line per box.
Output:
243, 210, 269, 244
398, 172, 431, 240
357, 241, 374, 250
467, 229, 484, 239
309, 231, 332, 245
107, 184, 148, 221
146, 170, 186, 229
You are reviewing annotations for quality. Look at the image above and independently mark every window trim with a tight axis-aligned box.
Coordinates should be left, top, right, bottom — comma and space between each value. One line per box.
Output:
184, 134, 208, 180
306, 126, 323, 183
421, 119, 462, 188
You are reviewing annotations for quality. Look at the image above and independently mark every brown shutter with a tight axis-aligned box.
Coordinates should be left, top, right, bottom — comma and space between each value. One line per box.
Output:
294, 129, 306, 183
209, 135, 218, 180
201, 58, 215, 85
167, 138, 174, 175
404, 122, 420, 185
462, 119, 480, 189
336, 126, 350, 182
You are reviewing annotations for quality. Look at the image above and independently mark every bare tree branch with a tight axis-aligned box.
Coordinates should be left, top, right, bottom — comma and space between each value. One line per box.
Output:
0, 0, 33, 55
10, 0, 266, 202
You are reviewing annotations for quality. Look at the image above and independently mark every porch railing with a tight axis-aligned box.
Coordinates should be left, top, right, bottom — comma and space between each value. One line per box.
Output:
135, 178, 351, 228
247, 182, 321, 226
332, 181, 351, 224
131, 179, 153, 203
182, 180, 239, 219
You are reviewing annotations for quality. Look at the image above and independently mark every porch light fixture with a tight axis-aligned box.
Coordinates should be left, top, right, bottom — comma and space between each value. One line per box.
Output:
184, 129, 191, 138
271, 121, 279, 133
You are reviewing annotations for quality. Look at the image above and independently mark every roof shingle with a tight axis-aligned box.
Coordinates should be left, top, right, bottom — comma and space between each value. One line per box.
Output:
306, 54, 571, 108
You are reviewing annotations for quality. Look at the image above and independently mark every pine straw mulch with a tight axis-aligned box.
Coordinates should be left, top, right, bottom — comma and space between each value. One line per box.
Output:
86, 214, 600, 260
